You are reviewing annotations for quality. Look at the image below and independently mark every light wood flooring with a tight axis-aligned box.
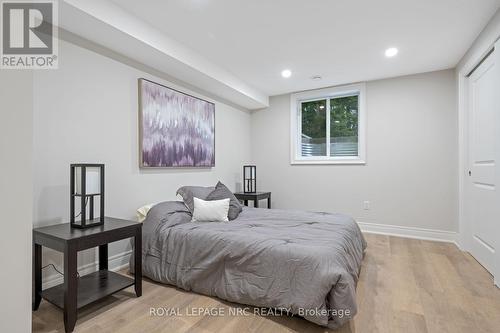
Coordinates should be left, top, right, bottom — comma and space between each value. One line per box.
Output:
32, 233, 500, 333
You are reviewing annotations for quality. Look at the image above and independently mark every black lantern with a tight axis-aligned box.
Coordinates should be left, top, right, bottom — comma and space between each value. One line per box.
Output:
70, 164, 105, 229
243, 165, 256, 193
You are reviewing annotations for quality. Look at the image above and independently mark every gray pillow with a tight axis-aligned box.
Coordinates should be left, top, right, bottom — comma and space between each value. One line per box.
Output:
176, 186, 215, 212
206, 181, 242, 220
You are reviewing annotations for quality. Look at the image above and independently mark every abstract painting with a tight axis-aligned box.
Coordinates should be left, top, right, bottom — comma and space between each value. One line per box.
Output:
139, 78, 215, 167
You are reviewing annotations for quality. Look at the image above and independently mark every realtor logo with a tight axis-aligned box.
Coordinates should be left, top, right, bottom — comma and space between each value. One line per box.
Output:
1, 0, 58, 69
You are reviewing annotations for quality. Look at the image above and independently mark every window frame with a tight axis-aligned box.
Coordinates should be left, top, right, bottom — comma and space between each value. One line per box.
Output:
290, 83, 366, 165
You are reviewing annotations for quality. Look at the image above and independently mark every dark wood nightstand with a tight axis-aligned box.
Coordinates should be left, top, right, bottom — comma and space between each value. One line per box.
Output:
32, 217, 142, 333
234, 192, 271, 209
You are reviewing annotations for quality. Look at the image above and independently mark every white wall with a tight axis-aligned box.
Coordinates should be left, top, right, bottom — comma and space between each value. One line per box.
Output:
251, 70, 458, 232
0, 71, 33, 332
33, 40, 252, 284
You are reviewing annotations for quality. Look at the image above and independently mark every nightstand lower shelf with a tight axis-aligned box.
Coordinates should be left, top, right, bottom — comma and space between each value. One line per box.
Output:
42, 270, 135, 309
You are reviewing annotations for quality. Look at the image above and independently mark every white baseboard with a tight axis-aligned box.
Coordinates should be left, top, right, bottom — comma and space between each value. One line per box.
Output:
357, 221, 459, 245
43, 250, 132, 289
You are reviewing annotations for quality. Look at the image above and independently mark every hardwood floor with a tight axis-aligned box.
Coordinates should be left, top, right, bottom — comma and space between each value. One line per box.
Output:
32, 233, 500, 333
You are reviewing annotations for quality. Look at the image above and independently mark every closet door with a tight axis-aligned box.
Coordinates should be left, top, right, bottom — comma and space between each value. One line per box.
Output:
466, 45, 500, 282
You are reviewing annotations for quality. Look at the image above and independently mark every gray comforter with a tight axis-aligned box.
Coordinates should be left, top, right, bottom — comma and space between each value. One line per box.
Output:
135, 201, 366, 328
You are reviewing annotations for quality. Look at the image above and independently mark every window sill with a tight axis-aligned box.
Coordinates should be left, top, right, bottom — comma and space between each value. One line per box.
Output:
290, 158, 366, 165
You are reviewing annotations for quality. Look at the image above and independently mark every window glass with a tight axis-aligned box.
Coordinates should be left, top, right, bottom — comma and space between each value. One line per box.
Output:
330, 95, 359, 157
301, 100, 327, 156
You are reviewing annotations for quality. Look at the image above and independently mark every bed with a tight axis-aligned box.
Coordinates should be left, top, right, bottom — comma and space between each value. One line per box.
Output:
133, 201, 366, 329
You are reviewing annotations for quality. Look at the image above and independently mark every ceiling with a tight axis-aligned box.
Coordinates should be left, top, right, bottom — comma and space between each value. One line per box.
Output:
61, 0, 269, 109
108, 0, 500, 96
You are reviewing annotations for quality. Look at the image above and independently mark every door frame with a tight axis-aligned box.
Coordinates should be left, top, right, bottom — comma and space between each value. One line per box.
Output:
458, 39, 499, 287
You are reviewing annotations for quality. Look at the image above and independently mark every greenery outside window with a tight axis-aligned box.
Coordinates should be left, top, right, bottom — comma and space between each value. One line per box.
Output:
290, 83, 366, 164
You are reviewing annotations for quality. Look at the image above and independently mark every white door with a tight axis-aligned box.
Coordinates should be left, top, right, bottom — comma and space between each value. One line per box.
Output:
467, 46, 500, 280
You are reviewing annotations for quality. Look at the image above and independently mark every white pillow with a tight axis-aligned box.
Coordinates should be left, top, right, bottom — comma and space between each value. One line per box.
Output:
136, 203, 156, 222
191, 197, 230, 222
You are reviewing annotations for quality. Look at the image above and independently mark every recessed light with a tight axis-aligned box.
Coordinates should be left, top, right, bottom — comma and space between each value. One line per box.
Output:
385, 47, 398, 58
281, 69, 292, 78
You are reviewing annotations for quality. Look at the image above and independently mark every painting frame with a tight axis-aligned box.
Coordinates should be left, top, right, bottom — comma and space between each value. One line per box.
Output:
138, 78, 216, 168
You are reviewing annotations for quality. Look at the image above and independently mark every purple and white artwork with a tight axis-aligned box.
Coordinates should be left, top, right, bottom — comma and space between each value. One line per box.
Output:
139, 79, 215, 167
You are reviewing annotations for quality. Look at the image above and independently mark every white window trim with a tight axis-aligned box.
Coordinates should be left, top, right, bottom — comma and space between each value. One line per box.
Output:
290, 83, 366, 165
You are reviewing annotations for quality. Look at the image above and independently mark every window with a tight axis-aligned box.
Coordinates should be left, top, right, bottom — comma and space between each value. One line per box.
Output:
290, 83, 366, 164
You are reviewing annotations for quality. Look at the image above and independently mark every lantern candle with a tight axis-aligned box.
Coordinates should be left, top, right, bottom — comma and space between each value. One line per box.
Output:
243, 165, 256, 193
70, 164, 105, 229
